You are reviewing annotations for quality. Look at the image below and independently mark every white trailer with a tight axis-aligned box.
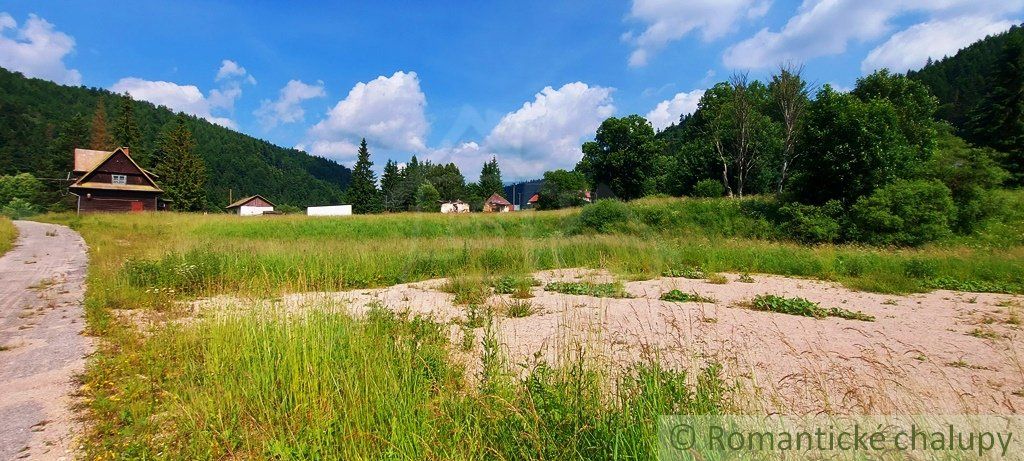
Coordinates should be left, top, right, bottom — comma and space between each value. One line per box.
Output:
307, 205, 353, 216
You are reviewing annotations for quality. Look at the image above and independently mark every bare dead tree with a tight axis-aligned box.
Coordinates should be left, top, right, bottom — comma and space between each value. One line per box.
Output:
770, 63, 810, 194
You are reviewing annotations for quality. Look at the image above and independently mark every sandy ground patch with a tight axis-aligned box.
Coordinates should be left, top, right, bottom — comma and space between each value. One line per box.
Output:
192, 268, 1024, 415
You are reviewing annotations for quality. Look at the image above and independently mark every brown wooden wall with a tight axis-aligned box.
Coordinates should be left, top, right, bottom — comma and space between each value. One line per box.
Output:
243, 197, 273, 207
76, 190, 160, 213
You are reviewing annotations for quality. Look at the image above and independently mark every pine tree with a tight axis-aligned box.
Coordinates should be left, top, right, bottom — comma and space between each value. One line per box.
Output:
398, 155, 424, 210
380, 159, 402, 212
89, 98, 114, 150
155, 116, 208, 211
344, 138, 382, 213
967, 34, 1024, 183
477, 156, 503, 198
112, 94, 145, 165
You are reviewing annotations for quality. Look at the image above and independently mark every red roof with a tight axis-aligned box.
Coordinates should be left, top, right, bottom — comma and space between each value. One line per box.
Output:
528, 194, 540, 204
485, 193, 511, 205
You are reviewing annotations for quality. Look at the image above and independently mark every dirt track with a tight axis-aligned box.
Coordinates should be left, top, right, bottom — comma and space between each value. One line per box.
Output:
0, 221, 89, 461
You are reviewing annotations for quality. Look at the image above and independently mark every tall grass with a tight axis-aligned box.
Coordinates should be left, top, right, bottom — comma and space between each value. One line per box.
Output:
0, 216, 15, 256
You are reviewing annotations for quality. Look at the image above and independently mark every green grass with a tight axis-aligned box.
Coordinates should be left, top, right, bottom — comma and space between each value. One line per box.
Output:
544, 281, 633, 298
502, 299, 537, 318
489, 274, 540, 298
749, 295, 875, 321
30, 193, 1024, 458
660, 289, 717, 304
0, 216, 15, 256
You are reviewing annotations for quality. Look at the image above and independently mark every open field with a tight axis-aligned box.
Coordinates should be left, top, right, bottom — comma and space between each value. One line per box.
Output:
0, 216, 15, 255
35, 194, 1024, 458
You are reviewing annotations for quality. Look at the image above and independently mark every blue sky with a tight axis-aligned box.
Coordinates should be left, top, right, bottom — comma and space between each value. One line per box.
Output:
1, 1, 1021, 180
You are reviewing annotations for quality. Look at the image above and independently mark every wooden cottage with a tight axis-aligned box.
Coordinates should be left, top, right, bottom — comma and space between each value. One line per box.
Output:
483, 193, 512, 213
69, 147, 165, 213
226, 194, 276, 216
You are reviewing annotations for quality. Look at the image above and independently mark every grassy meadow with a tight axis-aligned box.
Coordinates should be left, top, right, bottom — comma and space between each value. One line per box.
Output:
0, 216, 14, 255
35, 193, 1024, 459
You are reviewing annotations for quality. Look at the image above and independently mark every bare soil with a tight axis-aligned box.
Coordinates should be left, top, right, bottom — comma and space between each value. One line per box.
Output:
194, 268, 1024, 415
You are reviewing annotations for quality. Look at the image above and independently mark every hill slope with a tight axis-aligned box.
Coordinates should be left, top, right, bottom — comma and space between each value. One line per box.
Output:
909, 24, 1023, 129
0, 67, 350, 209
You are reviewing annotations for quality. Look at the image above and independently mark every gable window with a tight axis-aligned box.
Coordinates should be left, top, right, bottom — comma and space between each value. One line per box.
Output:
111, 174, 127, 185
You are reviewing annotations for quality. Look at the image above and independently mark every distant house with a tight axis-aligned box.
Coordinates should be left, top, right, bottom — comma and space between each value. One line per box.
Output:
226, 194, 276, 216
69, 147, 165, 213
526, 194, 540, 209
307, 205, 352, 216
483, 193, 512, 213
440, 200, 470, 214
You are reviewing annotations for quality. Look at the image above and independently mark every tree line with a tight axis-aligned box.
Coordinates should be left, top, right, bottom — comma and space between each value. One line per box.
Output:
344, 139, 506, 214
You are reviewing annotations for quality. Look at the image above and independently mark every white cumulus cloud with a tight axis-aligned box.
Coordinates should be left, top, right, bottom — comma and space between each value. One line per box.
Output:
646, 89, 705, 131
0, 12, 81, 85
723, 0, 1024, 70
861, 16, 1018, 73
111, 77, 236, 128
256, 79, 326, 129
215, 59, 255, 84
624, 0, 770, 67
305, 71, 428, 163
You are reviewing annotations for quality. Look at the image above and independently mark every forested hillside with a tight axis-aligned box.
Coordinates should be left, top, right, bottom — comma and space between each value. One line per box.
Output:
0, 67, 350, 209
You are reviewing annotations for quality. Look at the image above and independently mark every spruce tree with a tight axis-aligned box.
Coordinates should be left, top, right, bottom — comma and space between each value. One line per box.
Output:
155, 116, 208, 211
112, 94, 145, 165
477, 156, 503, 198
967, 34, 1024, 183
344, 138, 382, 213
89, 98, 114, 150
380, 159, 402, 212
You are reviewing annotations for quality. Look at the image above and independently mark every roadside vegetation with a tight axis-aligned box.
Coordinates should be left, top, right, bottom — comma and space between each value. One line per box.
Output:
0, 216, 15, 255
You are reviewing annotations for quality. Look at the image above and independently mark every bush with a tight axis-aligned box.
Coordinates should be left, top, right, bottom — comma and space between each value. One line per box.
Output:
850, 179, 956, 246
692, 179, 725, 198
1, 197, 37, 219
575, 200, 633, 233
777, 200, 844, 243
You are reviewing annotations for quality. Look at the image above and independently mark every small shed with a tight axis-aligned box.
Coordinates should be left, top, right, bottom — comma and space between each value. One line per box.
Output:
307, 205, 353, 216
440, 200, 470, 214
227, 195, 276, 216
483, 193, 512, 213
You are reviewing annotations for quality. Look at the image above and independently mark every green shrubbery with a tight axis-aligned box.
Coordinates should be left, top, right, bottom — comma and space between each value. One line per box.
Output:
850, 180, 956, 246
692, 179, 725, 198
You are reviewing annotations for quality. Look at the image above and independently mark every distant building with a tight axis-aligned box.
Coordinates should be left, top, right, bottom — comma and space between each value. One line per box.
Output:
440, 200, 470, 214
483, 193, 512, 213
307, 205, 352, 216
504, 179, 543, 209
68, 147, 166, 213
226, 194, 276, 216
526, 194, 540, 209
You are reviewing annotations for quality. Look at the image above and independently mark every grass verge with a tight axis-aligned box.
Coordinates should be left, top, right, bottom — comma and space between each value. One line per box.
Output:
0, 216, 15, 255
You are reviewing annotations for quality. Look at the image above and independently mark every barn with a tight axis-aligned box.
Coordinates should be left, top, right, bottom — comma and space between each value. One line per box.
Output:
226, 195, 276, 216
68, 147, 165, 213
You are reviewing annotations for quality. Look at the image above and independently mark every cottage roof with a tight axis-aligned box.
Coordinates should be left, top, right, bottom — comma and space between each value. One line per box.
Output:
485, 193, 511, 205
69, 147, 163, 193
226, 194, 276, 209
528, 194, 539, 204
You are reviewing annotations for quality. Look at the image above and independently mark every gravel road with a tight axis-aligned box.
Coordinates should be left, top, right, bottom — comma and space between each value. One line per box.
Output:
0, 221, 90, 460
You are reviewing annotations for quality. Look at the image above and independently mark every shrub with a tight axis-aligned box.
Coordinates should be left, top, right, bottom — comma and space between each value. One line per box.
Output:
575, 200, 633, 233
692, 179, 725, 198
750, 294, 874, 321
1, 197, 37, 219
850, 179, 956, 246
777, 200, 844, 243
544, 281, 631, 298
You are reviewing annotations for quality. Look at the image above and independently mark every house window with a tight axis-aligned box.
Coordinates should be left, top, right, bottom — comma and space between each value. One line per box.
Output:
111, 174, 127, 185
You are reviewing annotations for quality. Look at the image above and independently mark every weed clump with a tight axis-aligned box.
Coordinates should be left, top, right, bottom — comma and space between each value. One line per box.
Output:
660, 290, 717, 304
502, 299, 536, 318
544, 281, 632, 298
442, 277, 490, 305
750, 294, 874, 321
663, 266, 705, 279
490, 275, 539, 298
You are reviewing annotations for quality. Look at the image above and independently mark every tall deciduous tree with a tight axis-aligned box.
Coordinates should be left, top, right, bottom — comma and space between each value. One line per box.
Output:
769, 64, 809, 193
89, 98, 114, 150
344, 138, 382, 213
112, 94, 145, 165
155, 116, 208, 211
578, 115, 662, 200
